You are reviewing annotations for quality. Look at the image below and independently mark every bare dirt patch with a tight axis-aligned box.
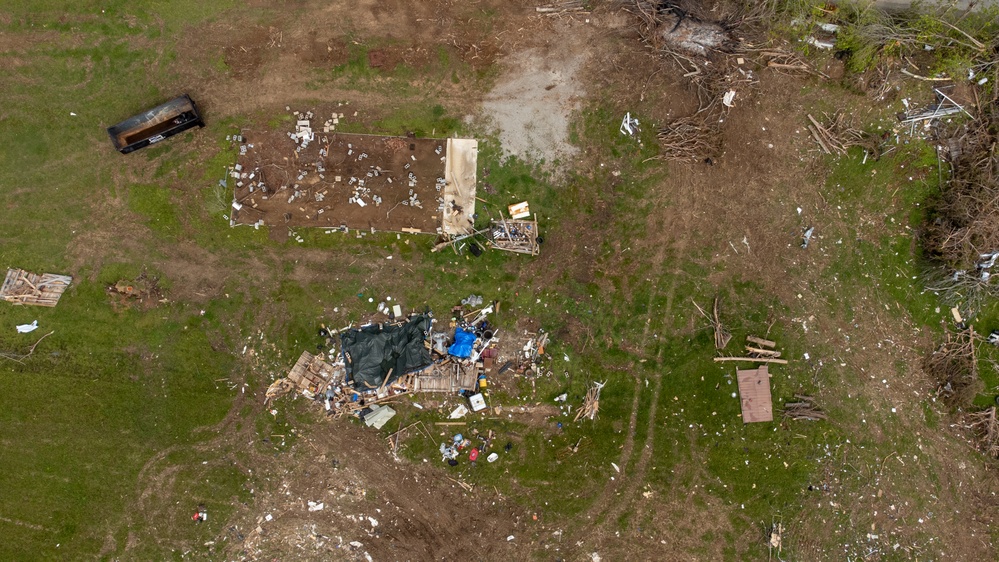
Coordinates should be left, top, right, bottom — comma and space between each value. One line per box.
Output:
481, 19, 592, 165
232, 123, 452, 233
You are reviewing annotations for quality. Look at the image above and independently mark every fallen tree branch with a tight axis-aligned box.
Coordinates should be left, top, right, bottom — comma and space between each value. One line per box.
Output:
0, 331, 54, 364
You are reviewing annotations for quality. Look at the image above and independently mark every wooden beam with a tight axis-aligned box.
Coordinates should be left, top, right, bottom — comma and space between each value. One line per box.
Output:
745, 346, 781, 357
714, 356, 788, 365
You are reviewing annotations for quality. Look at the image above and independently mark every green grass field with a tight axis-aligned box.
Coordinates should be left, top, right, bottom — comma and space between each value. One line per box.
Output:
1, 2, 997, 560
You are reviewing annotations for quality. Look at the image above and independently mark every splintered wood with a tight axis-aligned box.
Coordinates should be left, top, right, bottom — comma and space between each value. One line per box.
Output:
1, 268, 72, 307
574, 381, 606, 422
536, 0, 590, 14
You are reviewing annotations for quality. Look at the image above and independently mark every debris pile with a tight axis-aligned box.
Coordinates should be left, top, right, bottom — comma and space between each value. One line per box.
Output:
229, 106, 477, 235
265, 298, 556, 426
923, 92, 999, 306
1, 268, 72, 307
924, 326, 982, 409
489, 218, 541, 255
806, 112, 874, 157
574, 380, 605, 422
714, 335, 788, 365
693, 297, 731, 349
964, 406, 999, 459
106, 271, 163, 307
782, 394, 826, 421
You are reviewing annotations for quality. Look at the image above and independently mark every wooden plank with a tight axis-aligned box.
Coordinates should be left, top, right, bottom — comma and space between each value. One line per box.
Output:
745, 346, 781, 357
714, 357, 788, 365
737, 366, 773, 423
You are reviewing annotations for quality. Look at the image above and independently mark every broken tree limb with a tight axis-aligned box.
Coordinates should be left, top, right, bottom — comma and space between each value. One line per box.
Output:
808, 124, 832, 154
900, 68, 950, 81
0, 330, 55, 364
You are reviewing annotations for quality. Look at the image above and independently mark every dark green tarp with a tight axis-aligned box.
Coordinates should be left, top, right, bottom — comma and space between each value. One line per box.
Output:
340, 315, 432, 390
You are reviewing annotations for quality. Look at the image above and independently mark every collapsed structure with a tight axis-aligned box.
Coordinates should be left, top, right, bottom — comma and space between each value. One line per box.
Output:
228, 107, 477, 236
1, 268, 73, 307
265, 299, 552, 425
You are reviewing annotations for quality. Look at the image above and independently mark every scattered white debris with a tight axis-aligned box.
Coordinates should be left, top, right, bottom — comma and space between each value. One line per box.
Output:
620, 112, 640, 136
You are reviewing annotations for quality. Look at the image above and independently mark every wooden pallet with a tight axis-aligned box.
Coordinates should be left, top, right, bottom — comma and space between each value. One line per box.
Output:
287, 351, 339, 394
0, 268, 72, 307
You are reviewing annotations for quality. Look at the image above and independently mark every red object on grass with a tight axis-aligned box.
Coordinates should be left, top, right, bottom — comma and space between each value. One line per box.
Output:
469, 448, 479, 462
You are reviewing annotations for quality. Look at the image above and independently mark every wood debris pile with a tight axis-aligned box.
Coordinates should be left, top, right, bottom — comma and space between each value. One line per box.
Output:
693, 297, 731, 349
0, 268, 72, 307
656, 115, 722, 161
964, 406, 999, 459
782, 394, 827, 421
715, 335, 788, 365
574, 380, 605, 422
806, 112, 875, 156
924, 326, 982, 409
489, 218, 541, 255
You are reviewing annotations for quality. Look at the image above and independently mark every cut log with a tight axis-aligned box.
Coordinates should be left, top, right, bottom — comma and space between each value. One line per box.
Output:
746, 336, 776, 348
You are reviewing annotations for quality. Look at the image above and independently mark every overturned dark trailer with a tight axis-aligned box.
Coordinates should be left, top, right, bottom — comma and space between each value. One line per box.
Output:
107, 94, 204, 154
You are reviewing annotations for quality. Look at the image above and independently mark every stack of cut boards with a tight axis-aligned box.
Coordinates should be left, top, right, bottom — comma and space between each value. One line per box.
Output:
0, 268, 72, 307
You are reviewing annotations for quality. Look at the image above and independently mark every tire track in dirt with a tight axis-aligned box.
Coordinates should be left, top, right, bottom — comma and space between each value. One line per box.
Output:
102, 383, 260, 556
579, 167, 703, 543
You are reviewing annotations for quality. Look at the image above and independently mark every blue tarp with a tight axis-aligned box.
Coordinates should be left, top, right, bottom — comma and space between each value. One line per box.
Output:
448, 328, 476, 358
